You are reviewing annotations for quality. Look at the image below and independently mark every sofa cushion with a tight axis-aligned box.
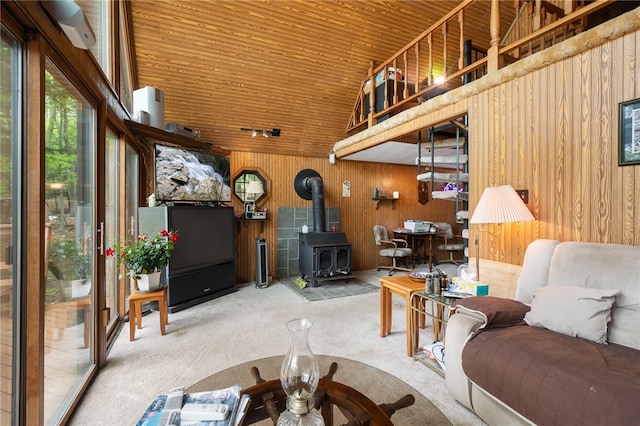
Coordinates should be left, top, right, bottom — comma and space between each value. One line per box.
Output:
546, 241, 640, 349
462, 325, 640, 426
524, 286, 619, 344
515, 239, 559, 304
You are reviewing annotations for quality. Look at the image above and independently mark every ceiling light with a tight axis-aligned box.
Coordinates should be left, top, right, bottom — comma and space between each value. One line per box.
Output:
263, 130, 268, 138
251, 130, 257, 138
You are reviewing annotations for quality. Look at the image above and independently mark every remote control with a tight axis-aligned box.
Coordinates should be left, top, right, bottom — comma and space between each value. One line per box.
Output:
181, 403, 230, 421
442, 290, 473, 299
158, 387, 184, 426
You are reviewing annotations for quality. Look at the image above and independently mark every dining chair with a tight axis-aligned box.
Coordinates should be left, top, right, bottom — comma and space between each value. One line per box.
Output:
373, 225, 413, 275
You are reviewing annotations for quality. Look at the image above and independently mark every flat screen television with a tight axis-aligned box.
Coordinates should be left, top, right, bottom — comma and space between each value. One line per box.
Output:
154, 144, 231, 203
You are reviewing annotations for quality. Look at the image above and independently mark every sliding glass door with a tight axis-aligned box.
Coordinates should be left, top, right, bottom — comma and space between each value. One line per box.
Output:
0, 23, 21, 426
43, 59, 96, 425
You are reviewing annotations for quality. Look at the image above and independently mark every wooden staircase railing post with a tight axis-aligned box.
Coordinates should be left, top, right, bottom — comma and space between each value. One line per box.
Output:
487, 0, 503, 72
458, 10, 465, 70
414, 43, 420, 95
427, 34, 433, 86
533, 0, 543, 30
442, 21, 448, 78
367, 61, 375, 128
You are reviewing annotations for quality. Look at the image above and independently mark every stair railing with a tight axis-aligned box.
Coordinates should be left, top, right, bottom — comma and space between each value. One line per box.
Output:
347, 0, 613, 133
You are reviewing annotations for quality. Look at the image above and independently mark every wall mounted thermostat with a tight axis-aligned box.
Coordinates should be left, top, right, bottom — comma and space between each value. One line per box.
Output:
342, 180, 351, 197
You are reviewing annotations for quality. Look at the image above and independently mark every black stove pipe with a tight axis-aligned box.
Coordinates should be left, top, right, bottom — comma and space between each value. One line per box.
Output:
306, 176, 326, 232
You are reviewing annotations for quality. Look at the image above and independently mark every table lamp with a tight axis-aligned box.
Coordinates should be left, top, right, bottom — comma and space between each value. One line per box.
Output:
245, 180, 265, 213
469, 185, 534, 280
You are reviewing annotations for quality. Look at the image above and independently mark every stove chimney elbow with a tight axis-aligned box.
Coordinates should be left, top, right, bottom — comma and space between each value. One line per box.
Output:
306, 176, 326, 232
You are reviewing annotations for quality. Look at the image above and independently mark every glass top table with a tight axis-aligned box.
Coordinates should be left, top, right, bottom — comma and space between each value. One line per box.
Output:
410, 291, 457, 376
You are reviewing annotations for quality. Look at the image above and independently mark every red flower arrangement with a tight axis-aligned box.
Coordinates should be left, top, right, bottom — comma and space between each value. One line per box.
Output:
107, 229, 179, 276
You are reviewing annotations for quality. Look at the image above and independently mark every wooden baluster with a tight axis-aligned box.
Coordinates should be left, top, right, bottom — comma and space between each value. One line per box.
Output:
391, 59, 398, 106
414, 42, 420, 93
527, 1, 533, 55
402, 51, 408, 99
427, 33, 433, 86
367, 61, 375, 129
512, 0, 521, 59
514, 0, 520, 40
442, 22, 448, 79
359, 88, 364, 123
458, 10, 464, 70
563, 0, 574, 15
533, 0, 542, 30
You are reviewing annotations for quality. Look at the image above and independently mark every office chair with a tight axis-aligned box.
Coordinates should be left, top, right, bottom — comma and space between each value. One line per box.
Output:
373, 225, 413, 275
433, 222, 465, 265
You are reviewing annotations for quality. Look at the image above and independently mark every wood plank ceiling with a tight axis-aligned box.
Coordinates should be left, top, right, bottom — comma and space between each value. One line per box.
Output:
129, 0, 506, 159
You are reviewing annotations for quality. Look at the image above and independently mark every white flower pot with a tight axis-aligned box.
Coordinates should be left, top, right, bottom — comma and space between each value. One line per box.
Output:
61, 279, 91, 299
137, 271, 162, 292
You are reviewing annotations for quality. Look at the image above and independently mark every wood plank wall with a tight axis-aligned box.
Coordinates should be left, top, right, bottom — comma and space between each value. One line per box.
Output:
229, 152, 456, 283
468, 27, 639, 263
234, 23, 640, 282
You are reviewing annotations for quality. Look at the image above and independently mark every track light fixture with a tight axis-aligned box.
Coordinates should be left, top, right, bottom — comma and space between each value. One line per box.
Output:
241, 127, 281, 138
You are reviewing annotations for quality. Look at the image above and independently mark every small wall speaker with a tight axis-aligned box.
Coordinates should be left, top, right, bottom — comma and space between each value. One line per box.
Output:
42, 0, 96, 50
133, 86, 165, 130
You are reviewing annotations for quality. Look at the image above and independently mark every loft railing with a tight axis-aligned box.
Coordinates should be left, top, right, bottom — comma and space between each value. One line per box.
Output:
347, 0, 614, 133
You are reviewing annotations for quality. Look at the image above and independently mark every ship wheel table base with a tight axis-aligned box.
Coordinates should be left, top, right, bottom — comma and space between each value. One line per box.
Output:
240, 361, 415, 425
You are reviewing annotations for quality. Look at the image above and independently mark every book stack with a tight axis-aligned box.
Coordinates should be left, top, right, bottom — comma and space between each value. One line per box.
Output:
137, 384, 250, 426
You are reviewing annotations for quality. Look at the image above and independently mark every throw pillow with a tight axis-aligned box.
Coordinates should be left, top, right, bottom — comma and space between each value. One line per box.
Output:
524, 286, 619, 344
451, 296, 530, 329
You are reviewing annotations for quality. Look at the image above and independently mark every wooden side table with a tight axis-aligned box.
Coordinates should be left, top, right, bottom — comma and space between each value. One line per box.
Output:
379, 275, 426, 356
129, 286, 169, 341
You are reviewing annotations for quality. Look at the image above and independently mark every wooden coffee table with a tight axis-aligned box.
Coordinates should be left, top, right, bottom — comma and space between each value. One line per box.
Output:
379, 275, 426, 356
186, 355, 452, 425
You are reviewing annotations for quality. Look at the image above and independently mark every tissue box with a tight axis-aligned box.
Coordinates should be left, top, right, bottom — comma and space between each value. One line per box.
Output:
452, 277, 489, 296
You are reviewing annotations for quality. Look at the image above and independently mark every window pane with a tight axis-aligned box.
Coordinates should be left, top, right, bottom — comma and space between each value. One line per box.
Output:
104, 129, 119, 327
123, 143, 138, 302
44, 60, 95, 425
79, 0, 110, 79
0, 24, 21, 426
119, 0, 134, 114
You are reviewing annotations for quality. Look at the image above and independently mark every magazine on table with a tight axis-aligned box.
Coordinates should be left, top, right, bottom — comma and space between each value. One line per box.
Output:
136, 384, 249, 426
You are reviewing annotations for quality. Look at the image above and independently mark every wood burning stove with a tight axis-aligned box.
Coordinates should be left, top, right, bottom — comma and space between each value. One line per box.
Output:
299, 232, 352, 287
294, 169, 353, 287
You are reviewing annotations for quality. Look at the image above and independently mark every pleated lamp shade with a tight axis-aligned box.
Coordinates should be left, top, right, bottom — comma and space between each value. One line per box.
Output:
470, 185, 534, 224
246, 180, 264, 196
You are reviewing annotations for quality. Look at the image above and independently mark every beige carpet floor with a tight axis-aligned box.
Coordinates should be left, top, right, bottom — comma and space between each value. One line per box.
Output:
70, 266, 484, 425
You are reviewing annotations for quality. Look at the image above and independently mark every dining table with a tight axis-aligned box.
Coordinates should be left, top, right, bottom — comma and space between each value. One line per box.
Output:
393, 228, 443, 271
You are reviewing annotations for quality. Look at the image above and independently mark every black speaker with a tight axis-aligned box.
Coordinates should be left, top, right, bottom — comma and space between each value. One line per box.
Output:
255, 238, 268, 288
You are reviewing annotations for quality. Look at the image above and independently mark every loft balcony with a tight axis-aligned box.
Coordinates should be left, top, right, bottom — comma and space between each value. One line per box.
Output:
346, 0, 620, 133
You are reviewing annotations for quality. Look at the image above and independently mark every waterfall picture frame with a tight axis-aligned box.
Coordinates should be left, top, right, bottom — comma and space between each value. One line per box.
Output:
619, 98, 640, 166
